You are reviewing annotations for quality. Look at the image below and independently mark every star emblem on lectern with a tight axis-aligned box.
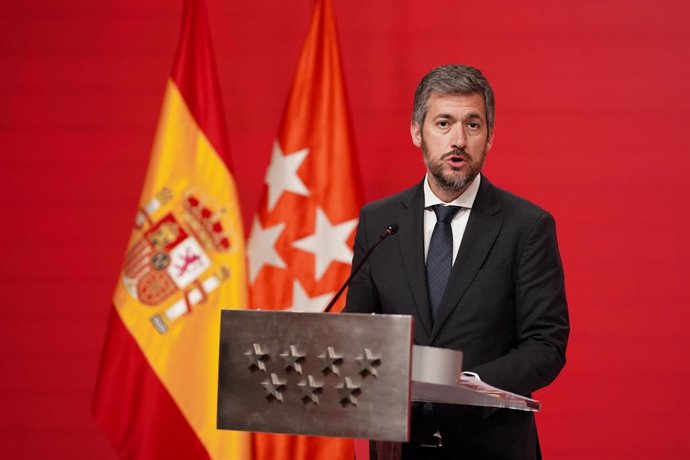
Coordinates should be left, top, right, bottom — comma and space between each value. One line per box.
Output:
318, 346, 343, 375
280, 345, 306, 374
244, 343, 270, 371
355, 348, 381, 378
261, 373, 287, 402
336, 377, 361, 407
297, 375, 324, 405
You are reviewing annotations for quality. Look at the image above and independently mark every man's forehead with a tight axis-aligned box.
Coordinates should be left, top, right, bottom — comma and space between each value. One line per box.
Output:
427, 92, 487, 118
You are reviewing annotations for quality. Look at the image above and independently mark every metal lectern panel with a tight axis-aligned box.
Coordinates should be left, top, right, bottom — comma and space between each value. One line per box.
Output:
218, 310, 413, 442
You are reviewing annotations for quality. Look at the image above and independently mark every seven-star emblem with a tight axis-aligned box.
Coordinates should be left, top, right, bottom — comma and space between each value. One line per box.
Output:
243, 343, 380, 406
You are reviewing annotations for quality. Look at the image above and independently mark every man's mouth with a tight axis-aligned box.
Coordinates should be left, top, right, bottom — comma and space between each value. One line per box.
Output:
444, 153, 468, 168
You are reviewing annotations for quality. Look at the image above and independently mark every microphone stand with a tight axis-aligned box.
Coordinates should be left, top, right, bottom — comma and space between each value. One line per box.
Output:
323, 224, 398, 313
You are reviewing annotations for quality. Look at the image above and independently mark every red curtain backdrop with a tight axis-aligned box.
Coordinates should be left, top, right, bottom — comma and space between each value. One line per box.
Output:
1, 1, 689, 459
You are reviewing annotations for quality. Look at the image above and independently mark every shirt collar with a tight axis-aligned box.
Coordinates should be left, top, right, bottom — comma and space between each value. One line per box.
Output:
423, 173, 481, 209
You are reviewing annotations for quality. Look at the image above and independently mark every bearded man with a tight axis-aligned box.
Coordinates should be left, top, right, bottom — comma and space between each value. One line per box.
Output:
345, 64, 570, 460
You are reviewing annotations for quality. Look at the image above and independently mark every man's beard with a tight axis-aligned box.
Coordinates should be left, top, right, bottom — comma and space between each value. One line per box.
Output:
422, 141, 486, 192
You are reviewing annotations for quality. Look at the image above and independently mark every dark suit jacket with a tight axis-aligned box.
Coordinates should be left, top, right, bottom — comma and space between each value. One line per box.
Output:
345, 177, 569, 460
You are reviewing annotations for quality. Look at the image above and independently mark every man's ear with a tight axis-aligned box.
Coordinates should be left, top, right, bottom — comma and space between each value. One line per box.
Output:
410, 122, 422, 148
486, 131, 494, 152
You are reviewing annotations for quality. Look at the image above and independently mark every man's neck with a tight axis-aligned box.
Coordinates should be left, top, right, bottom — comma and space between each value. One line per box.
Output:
427, 177, 471, 203
423, 173, 482, 208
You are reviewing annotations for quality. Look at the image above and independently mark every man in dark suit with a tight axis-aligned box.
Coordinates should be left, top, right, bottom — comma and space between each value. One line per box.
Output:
345, 65, 569, 459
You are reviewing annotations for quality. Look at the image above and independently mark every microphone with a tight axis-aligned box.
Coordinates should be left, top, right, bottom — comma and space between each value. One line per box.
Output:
323, 224, 399, 313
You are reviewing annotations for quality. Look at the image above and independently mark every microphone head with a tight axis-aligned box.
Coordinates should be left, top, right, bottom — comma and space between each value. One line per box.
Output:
387, 224, 399, 235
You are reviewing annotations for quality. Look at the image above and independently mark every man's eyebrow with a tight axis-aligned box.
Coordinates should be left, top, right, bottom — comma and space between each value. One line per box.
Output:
432, 112, 457, 120
464, 111, 484, 120
431, 111, 486, 122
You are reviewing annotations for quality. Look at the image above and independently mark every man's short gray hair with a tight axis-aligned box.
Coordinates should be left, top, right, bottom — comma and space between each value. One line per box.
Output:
412, 64, 495, 136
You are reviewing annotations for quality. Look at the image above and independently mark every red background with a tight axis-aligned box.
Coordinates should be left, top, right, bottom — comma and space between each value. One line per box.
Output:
2, 0, 690, 458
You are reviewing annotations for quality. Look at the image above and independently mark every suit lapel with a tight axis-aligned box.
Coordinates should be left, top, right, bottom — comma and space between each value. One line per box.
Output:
430, 177, 503, 343
396, 182, 433, 340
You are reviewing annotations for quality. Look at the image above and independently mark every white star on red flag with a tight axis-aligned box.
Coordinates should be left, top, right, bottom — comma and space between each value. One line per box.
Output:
287, 279, 334, 312
292, 207, 357, 280
265, 140, 310, 211
246, 218, 287, 283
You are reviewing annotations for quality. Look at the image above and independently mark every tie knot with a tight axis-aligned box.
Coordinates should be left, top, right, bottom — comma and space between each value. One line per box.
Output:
432, 205, 461, 223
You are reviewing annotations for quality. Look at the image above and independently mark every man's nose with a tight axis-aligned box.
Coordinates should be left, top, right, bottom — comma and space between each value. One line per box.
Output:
451, 124, 466, 150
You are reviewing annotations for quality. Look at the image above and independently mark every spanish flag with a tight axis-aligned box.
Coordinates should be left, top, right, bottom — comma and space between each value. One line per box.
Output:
92, 1, 250, 459
247, 0, 362, 458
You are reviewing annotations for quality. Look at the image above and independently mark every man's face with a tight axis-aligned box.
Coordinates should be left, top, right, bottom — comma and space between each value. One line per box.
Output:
410, 92, 493, 199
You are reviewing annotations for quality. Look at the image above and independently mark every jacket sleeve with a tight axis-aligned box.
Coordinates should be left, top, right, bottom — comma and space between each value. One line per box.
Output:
469, 211, 570, 396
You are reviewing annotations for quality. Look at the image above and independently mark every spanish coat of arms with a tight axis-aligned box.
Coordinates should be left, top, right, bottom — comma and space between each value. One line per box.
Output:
121, 187, 233, 334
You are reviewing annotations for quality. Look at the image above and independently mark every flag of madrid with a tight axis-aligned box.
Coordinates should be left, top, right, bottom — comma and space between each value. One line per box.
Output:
247, 0, 363, 459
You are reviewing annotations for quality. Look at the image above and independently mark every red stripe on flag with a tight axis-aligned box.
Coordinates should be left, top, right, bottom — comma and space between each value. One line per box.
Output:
92, 308, 210, 460
253, 433, 355, 460
171, 0, 232, 167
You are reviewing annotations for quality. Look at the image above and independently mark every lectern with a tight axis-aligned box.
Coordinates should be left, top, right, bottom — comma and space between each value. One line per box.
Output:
217, 310, 539, 448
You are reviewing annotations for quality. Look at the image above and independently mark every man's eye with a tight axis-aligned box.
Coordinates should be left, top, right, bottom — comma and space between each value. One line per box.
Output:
467, 121, 480, 129
437, 120, 449, 128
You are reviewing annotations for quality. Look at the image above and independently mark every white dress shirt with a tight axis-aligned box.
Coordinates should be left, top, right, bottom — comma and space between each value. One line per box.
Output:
423, 173, 481, 266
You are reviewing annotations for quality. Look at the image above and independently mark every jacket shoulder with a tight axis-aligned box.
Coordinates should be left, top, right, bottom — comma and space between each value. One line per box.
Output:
490, 182, 552, 220
361, 182, 420, 215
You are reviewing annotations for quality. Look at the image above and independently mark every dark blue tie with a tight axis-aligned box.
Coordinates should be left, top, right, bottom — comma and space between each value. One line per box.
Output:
426, 205, 461, 322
